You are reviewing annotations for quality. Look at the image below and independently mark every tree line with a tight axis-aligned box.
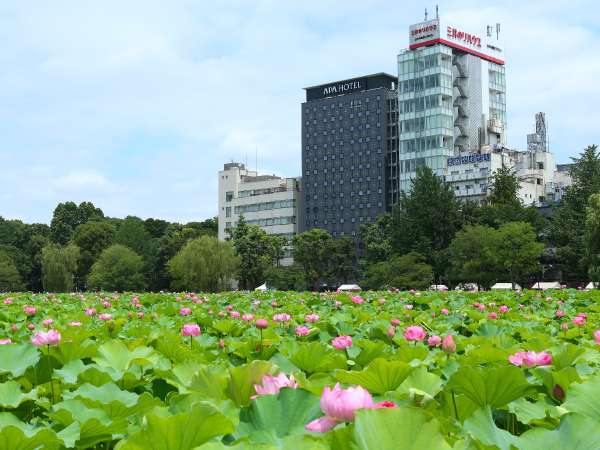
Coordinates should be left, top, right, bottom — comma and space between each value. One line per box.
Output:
1, 144, 599, 292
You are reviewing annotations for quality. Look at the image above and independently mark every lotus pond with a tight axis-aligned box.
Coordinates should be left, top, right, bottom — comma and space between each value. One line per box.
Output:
0, 290, 600, 449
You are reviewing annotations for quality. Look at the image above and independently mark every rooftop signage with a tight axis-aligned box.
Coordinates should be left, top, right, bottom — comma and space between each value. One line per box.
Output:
447, 153, 491, 166
409, 19, 504, 65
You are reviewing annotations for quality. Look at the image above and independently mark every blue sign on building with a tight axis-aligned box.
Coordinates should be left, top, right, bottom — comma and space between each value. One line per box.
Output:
447, 153, 491, 166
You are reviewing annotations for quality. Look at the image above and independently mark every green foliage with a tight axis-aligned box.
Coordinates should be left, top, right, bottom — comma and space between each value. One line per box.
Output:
50, 201, 104, 245
586, 193, 600, 281
0, 251, 24, 291
364, 252, 433, 290
488, 166, 522, 207
88, 244, 146, 291
448, 224, 498, 288
494, 222, 545, 286
168, 235, 238, 292
41, 243, 80, 292
229, 218, 274, 290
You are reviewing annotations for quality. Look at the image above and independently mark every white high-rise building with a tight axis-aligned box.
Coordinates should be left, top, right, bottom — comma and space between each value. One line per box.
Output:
217, 163, 300, 266
398, 14, 506, 192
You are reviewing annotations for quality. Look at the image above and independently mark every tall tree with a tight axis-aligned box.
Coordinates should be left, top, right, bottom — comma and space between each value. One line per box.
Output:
115, 216, 152, 256
50, 201, 104, 245
168, 235, 238, 292
390, 166, 462, 278
448, 224, 499, 289
72, 221, 116, 289
359, 213, 392, 264
229, 217, 273, 289
292, 228, 334, 290
41, 243, 80, 292
330, 235, 357, 284
88, 245, 146, 291
0, 251, 25, 291
586, 193, 600, 281
364, 252, 433, 290
488, 167, 521, 207
552, 145, 600, 281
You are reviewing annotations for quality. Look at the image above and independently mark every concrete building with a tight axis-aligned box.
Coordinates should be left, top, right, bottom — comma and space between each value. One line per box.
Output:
301, 73, 398, 240
217, 163, 300, 266
398, 14, 506, 192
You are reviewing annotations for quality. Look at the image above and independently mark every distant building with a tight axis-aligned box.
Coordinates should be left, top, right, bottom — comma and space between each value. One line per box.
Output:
301, 73, 398, 241
217, 163, 300, 266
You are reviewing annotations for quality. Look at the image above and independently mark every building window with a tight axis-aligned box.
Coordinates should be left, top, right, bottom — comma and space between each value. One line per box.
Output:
225, 207, 231, 218
225, 191, 233, 202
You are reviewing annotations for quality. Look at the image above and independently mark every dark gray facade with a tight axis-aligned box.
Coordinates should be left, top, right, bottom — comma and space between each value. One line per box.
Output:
301, 73, 398, 241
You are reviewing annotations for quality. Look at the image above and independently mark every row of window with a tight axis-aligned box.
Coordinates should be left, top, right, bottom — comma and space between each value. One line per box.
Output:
400, 135, 450, 153
233, 199, 295, 214
400, 74, 450, 93
246, 216, 296, 227
304, 95, 382, 113
399, 94, 446, 114
400, 114, 453, 133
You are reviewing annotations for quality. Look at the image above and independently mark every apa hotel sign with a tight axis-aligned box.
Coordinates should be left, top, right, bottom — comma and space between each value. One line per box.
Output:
322, 79, 363, 97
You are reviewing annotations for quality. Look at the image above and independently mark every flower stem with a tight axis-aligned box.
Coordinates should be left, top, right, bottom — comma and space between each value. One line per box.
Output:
451, 389, 459, 421
47, 345, 55, 404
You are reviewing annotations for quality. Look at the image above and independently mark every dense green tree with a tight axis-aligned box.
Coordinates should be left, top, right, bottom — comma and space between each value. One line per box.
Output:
229, 217, 273, 289
448, 225, 499, 289
144, 218, 170, 239
0, 251, 25, 291
168, 235, 238, 292
72, 221, 116, 289
364, 252, 433, 290
50, 201, 104, 245
359, 214, 392, 264
88, 245, 146, 291
552, 145, 600, 281
488, 167, 521, 207
330, 235, 357, 284
293, 228, 334, 290
115, 216, 152, 256
41, 243, 80, 292
586, 193, 600, 281
269, 235, 288, 268
264, 265, 306, 291
494, 222, 544, 288
390, 166, 462, 278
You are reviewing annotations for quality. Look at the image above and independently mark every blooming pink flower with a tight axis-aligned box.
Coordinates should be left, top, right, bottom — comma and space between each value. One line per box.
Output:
404, 304, 414, 310
31, 329, 61, 346
0, 338, 11, 345
442, 334, 456, 353
255, 318, 269, 329
499, 305, 509, 313
99, 313, 112, 321
305, 313, 320, 323
561, 322, 569, 330
428, 335, 442, 346
11, 324, 17, 332
180, 307, 192, 316
43, 319, 53, 327
390, 318, 401, 326
593, 330, 600, 344
253, 373, 298, 398
273, 313, 291, 323
295, 326, 310, 337
23, 306, 36, 316
334, 301, 342, 308
555, 310, 566, 318
488, 312, 498, 319
403, 326, 426, 342
102, 301, 111, 308
305, 384, 374, 432
441, 308, 449, 315
387, 326, 395, 337
477, 304, 486, 311
509, 351, 552, 367
242, 313, 254, 321
3, 299, 12, 305
85, 308, 96, 316
573, 316, 585, 326
332, 335, 353, 349
181, 324, 201, 336
351, 296, 364, 304
69, 321, 82, 327
230, 311, 241, 319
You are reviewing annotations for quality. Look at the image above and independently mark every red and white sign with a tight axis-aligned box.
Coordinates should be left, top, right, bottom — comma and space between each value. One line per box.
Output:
408, 19, 504, 65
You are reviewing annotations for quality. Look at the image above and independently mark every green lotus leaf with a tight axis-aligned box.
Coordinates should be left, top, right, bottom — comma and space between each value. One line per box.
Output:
463, 407, 518, 450
562, 375, 600, 420
394, 366, 443, 400
114, 402, 234, 450
235, 388, 320, 440
0, 344, 40, 377
227, 360, 273, 407
290, 342, 347, 375
0, 412, 62, 450
93, 340, 159, 375
508, 396, 561, 425
447, 366, 533, 410
517, 413, 600, 450
336, 358, 412, 394
0, 381, 37, 408
352, 406, 452, 450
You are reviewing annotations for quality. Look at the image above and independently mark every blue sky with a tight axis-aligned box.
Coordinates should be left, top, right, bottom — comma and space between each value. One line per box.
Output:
1, 0, 599, 224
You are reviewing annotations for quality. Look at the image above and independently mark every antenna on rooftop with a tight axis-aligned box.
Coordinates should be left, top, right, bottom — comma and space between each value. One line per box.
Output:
435, 5, 439, 19
424, 8, 428, 20
496, 23, 501, 39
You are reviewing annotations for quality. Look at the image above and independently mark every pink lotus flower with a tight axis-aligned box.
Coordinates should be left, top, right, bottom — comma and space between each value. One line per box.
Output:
11, 324, 17, 332
561, 322, 569, 330
255, 318, 269, 329
242, 313, 254, 321
488, 312, 498, 319
219, 339, 225, 348
230, 311, 241, 319
594, 330, 600, 345
404, 304, 414, 310
572, 316, 585, 326
137, 312, 144, 319
31, 329, 61, 346
390, 318, 401, 326
305, 313, 320, 323
499, 305, 509, 313
334, 301, 342, 308
295, 326, 310, 337
218, 311, 225, 317
332, 335, 353, 349
271, 301, 278, 307
403, 326, 426, 342
226, 305, 233, 312
69, 321, 82, 327
98, 313, 112, 321
273, 313, 291, 323
85, 308, 96, 316
181, 323, 201, 336
23, 306, 36, 316
477, 304, 486, 311
428, 335, 442, 346
351, 296, 364, 304
441, 308, 449, 315
442, 335, 456, 353
253, 373, 298, 398
27, 323, 35, 330
102, 301, 111, 308
387, 326, 395, 337
0, 338, 11, 345
43, 319, 53, 327
3, 299, 12, 305
180, 307, 192, 316
305, 384, 374, 432
555, 310, 566, 318
509, 351, 552, 367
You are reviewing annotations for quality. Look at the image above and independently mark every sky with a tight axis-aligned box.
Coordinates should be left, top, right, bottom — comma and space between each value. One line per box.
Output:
1, 0, 599, 224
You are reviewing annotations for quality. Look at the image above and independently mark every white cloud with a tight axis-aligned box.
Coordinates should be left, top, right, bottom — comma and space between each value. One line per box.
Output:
52, 171, 114, 192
